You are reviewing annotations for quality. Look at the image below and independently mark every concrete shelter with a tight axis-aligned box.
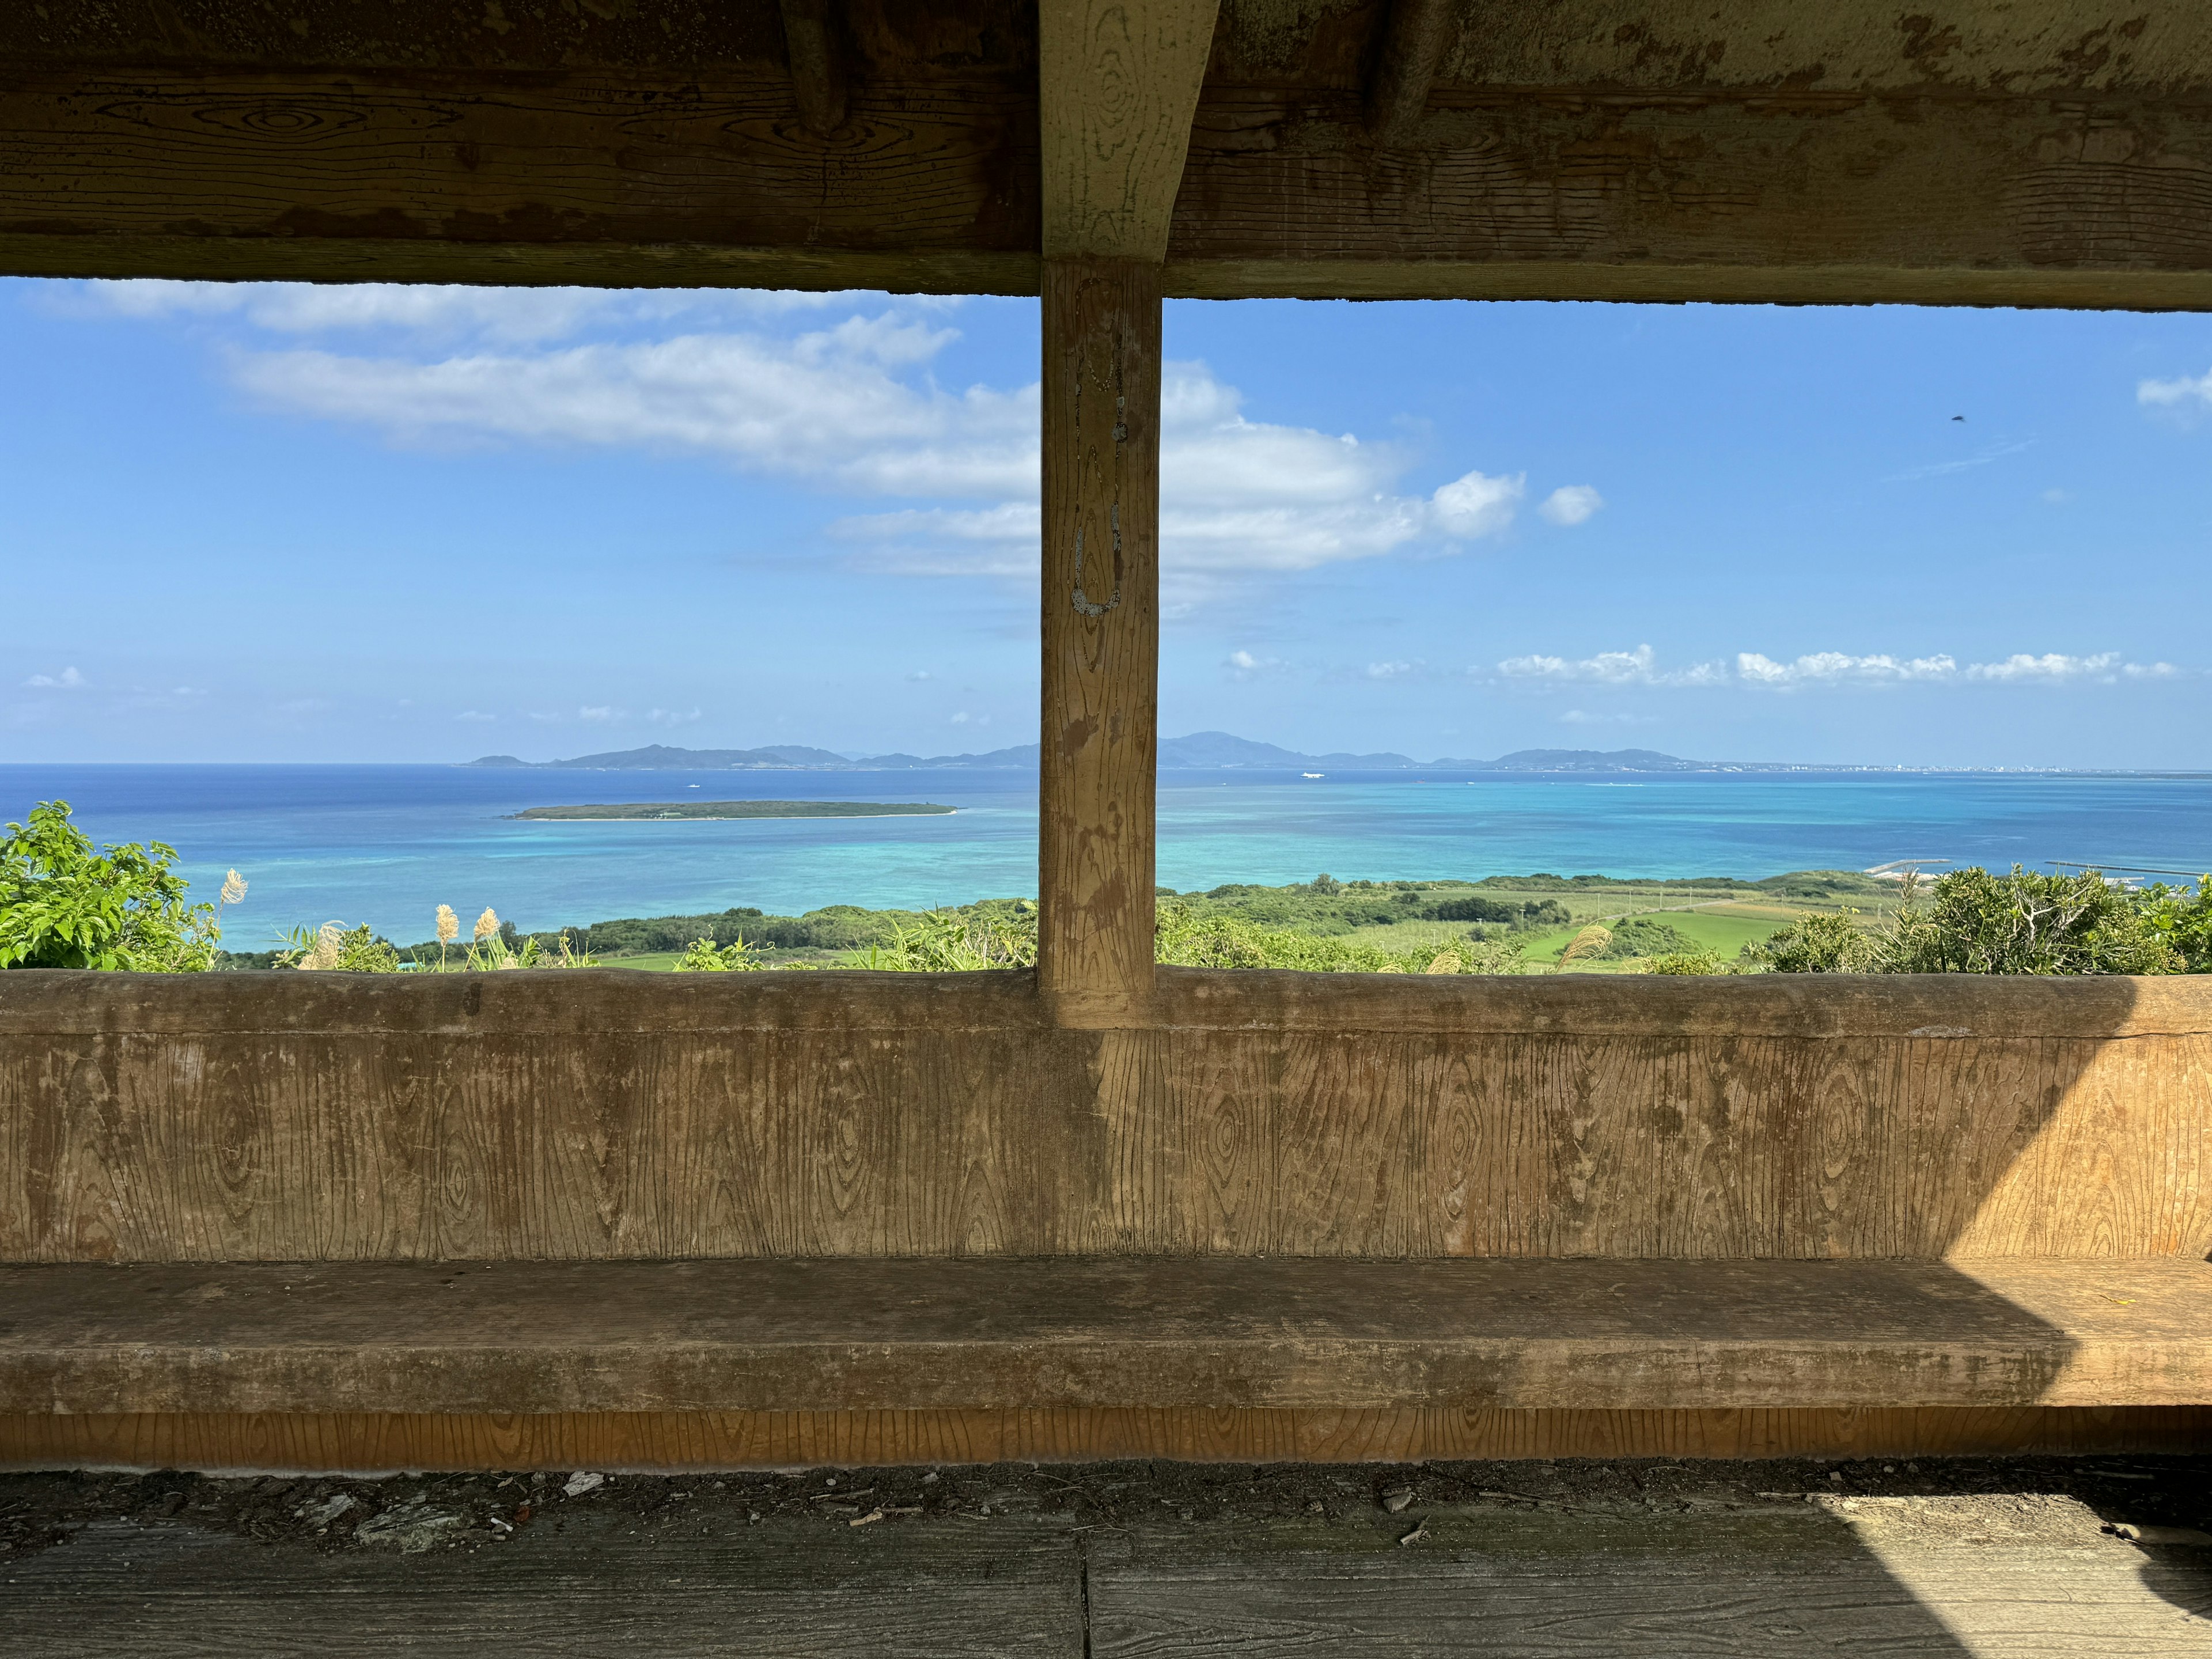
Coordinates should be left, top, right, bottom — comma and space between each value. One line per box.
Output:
1, 1, 2209, 1474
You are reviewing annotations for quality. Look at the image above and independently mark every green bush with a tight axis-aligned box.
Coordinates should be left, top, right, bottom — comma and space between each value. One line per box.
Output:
1641, 949, 1729, 976
1745, 911, 1876, 974
2138, 877, 2212, 972
1882, 866, 2174, 975
1590, 916, 1699, 960
672, 935, 767, 972
0, 801, 219, 971
1755, 868, 2178, 976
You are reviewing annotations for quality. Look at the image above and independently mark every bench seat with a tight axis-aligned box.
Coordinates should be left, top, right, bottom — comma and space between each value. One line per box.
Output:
2, 1256, 2206, 1418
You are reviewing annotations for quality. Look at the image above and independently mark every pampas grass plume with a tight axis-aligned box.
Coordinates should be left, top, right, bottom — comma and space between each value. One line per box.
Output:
436, 904, 459, 945
1560, 923, 1613, 964
220, 869, 247, 906
474, 907, 499, 942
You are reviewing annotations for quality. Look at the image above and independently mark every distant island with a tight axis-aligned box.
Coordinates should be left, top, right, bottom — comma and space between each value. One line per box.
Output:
468, 734, 1729, 774
508, 801, 955, 821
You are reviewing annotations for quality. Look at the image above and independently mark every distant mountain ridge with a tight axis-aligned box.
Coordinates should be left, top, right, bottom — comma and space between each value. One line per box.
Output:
466, 734, 1714, 772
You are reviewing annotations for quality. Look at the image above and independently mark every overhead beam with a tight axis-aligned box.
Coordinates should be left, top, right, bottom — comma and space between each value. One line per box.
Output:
4, 69, 2212, 308
778, 0, 849, 137
1364, 0, 1455, 148
1038, 0, 1221, 261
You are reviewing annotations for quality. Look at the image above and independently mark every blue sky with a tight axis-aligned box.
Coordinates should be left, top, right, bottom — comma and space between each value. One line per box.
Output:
4, 278, 2209, 768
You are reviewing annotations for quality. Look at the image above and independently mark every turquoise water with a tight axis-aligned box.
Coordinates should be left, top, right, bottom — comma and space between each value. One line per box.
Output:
3, 764, 2209, 948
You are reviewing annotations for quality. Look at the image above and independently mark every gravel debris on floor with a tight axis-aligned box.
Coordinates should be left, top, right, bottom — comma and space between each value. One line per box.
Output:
1, 1455, 2205, 1565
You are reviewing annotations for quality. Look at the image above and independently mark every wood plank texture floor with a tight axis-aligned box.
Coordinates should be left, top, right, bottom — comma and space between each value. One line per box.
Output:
1, 1459, 2208, 1657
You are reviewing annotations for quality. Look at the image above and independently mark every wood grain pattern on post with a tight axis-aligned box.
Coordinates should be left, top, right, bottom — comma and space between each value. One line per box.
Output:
1039, 258, 1162, 1021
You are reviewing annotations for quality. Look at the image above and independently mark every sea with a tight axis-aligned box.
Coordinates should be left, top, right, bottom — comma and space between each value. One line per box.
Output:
3, 764, 2209, 949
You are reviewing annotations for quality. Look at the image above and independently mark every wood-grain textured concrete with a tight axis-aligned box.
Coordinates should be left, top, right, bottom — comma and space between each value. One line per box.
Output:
2, 972, 2204, 1265
9, 2, 2212, 304
1039, 260, 1162, 1017
4, 1257, 2206, 1418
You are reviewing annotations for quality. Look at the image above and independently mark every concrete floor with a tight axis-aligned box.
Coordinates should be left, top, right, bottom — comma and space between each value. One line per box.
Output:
3, 1457, 2209, 1656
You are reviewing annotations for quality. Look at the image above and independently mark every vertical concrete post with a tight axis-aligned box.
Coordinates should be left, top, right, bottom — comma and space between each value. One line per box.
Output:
1038, 255, 1162, 1023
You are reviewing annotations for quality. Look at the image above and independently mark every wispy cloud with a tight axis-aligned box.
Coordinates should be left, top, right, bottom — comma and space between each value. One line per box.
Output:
22, 666, 88, 690
1885, 438, 2034, 483
1559, 709, 1655, 725
230, 321, 1033, 499
81, 280, 846, 345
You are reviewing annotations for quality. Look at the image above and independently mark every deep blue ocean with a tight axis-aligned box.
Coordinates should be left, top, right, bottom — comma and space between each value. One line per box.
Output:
3, 764, 2209, 949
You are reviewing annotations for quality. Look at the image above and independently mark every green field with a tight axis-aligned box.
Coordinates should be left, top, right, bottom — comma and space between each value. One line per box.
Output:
553, 873, 1892, 972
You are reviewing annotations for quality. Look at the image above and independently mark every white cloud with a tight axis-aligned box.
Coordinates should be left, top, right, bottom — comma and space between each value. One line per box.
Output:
578, 706, 618, 721
1963, 652, 2119, 683
1495, 645, 1724, 686
1427, 469, 1524, 540
232, 323, 1036, 500
1738, 651, 1959, 686
1559, 709, 1656, 725
1224, 649, 1288, 679
1538, 484, 1603, 526
1487, 644, 2181, 691
2139, 368, 2212, 408
149, 284, 1539, 604
842, 364, 1525, 591
455, 710, 497, 722
646, 706, 703, 725
22, 667, 87, 690
1365, 660, 1419, 680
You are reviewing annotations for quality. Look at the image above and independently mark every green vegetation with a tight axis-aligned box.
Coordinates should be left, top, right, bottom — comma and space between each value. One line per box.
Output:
2139, 878, 2212, 972
0, 802, 222, 971
5, 795, 2205, 983
1747, 911, 1874, 973
672, 935, 768, 971
1756, 866, 2181, 976
510, 800, 953, 821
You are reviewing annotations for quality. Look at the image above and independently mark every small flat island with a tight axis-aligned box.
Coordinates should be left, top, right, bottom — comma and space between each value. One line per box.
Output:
509, 801, 955, 821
